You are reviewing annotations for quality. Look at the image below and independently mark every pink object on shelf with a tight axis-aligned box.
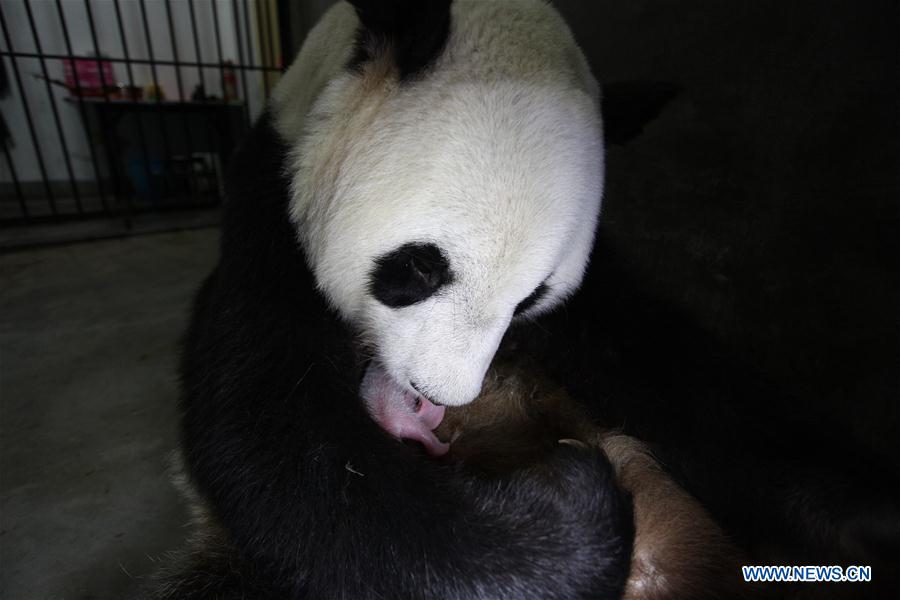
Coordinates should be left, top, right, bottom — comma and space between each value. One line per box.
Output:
63, 58, 116, 96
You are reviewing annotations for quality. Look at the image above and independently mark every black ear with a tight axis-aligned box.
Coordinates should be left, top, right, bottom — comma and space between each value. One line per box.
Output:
601, 81, 681, 146
347, 0, 453, 81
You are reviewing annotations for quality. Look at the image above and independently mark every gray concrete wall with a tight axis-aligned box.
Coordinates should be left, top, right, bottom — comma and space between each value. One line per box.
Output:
560, 0, 899, 461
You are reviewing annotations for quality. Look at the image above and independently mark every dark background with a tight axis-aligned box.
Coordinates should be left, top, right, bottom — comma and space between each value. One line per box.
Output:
558, 0, 899, 466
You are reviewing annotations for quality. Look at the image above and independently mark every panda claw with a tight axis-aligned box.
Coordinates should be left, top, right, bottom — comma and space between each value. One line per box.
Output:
558, 438, 589, 449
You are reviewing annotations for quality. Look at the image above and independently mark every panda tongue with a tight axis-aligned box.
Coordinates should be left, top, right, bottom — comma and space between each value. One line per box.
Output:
360, 363, 450, 457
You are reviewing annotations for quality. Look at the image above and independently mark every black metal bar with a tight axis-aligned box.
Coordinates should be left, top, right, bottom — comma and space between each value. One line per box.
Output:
162, 0, 187, 100
210, 0, 229, 103
213, 2, 234, 199
186, 0, 206, 92
23, 0, 83, 214
264, 0, 281, 71
164, 0, 201, 204
84, 0, 127, 206
232, 0, 252, 127
0, 3, 56, 215
55, 0, 109, 213
1, 136, 29, 220
277, 0, 292, 67
187, 0, 221, 201
109, 0, 151, 212
162, 0, 186, 102
242, 0, 259, 117
242, 0, 256, 67
137, 0, 174, 200
256, 0, 272, 97
262, 0, 275, 66
0, 50, 283, 72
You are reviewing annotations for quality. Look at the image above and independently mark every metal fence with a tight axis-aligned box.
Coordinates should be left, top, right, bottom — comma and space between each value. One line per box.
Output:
0, 0, 291, 226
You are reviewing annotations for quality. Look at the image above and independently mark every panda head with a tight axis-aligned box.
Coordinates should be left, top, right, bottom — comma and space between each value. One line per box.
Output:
273, 0, 604, 407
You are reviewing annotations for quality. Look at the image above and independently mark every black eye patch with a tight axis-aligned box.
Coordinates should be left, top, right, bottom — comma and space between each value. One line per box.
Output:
369, 243, 452, 308
514, 282, 549, 316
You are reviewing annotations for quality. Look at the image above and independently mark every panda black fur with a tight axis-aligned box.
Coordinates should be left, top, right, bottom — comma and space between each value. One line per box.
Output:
161, 1, 635, 598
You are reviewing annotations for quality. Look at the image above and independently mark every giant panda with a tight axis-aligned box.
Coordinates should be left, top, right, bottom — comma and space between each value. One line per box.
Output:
168, 1, 637, 598
145, 0, 900, 597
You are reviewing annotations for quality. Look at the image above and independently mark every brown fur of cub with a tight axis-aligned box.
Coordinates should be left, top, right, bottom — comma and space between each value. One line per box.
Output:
437, 359, 763, 600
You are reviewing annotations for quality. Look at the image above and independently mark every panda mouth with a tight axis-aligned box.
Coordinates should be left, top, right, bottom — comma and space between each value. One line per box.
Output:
360, 362, 449, 457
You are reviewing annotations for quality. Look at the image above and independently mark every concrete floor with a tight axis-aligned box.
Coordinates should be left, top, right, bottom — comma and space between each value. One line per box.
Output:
0, 229, 219, 599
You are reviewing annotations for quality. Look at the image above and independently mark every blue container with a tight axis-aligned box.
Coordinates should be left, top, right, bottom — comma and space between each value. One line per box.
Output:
126, 158, 165, 202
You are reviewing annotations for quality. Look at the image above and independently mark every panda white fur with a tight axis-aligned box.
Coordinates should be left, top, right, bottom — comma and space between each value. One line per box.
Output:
161, 1, 634, 598
265, 0, 607, 457
273, 0, 603, 411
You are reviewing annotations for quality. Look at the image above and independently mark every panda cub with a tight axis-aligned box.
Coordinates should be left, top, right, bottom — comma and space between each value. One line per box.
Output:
167, 0, 636, 598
